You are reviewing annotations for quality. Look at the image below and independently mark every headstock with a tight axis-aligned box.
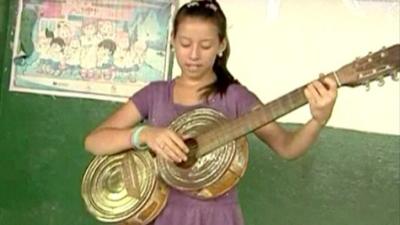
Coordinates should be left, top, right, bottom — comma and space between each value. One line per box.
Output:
332, 44, 400, 90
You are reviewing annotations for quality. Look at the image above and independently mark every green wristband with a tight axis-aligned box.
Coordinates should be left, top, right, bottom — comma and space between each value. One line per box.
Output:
130, 125, 147, 150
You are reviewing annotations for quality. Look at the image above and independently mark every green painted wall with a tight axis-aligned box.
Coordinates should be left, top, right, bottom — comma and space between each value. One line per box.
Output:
241, 131, 399, 225
0, 1, 399, 225
0, 0, 9, 79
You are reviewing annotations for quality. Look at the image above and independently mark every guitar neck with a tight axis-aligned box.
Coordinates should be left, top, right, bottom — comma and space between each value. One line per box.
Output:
196, 74, 333, 157
193, 43, 400, 157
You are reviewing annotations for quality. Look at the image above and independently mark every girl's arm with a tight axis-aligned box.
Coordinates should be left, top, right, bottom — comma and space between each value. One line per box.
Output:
254, 77, 337, 159
84, 100, 188, 162
84, 101, 142, 155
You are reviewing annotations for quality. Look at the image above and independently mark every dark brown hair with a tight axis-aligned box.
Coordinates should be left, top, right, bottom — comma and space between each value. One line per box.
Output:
172, 0, 239, 98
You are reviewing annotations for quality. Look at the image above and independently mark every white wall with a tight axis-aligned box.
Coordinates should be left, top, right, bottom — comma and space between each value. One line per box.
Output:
174, 0, 400, 135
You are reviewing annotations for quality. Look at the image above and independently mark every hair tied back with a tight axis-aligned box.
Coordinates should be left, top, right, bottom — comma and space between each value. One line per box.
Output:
186, 1, 200, 8
186, 0, 219, 12
205, 3, 218, 11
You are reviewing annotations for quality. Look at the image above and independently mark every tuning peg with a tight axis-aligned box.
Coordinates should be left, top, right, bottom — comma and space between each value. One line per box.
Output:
377, 76, 385, 87
364, 81, 370, 91
380, 46, 388, 59
392, 71, 400, 81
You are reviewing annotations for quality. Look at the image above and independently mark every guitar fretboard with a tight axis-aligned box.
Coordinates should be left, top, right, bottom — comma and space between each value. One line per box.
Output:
195, 76, 330, 157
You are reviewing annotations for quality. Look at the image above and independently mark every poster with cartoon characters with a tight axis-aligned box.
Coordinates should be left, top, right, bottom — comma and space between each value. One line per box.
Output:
10, 0, 175, 102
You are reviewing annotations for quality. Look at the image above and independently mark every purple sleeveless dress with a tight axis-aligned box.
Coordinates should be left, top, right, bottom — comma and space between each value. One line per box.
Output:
131, 79, 259, 225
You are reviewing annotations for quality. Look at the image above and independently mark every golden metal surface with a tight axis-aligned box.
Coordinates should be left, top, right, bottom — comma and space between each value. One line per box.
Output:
157, 108, 239, 196
81, 150, 167, 224
193, 136, 249, 199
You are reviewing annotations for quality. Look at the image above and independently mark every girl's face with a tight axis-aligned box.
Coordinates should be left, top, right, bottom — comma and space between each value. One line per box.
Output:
172, 17, 225, 80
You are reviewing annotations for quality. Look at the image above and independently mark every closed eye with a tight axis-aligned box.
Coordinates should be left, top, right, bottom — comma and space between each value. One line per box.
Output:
201, 45, 212, 50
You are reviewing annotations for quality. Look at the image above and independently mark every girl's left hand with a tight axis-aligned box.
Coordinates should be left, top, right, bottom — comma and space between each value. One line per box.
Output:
304, 77, 338, 126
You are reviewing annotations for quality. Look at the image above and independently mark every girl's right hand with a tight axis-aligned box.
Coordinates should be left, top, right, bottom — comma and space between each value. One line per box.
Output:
140, 126, 189, 163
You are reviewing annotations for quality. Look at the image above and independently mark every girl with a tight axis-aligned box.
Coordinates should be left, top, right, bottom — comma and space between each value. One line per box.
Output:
84, 1, 337, 224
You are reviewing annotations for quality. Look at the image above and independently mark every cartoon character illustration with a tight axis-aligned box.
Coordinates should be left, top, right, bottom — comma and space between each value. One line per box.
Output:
36, 31, 53, 74
55, 21, 74, 44
80, 46, 97, 80
113, 32, 133, 81
63, 38, 81, 77
97, 20, 116, 41
12, 0, 172, 99
130, 37, 148, 66
79, 19, 99, 80
80, 19, 98, 49
96, 39, 116, 80
46, 37, 66, 76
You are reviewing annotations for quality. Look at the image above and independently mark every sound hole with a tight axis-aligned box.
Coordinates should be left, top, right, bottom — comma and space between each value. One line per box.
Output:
175, 138, 198, 169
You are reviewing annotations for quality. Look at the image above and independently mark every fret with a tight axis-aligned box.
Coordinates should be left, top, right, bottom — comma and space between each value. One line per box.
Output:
196, 85, 309, 157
